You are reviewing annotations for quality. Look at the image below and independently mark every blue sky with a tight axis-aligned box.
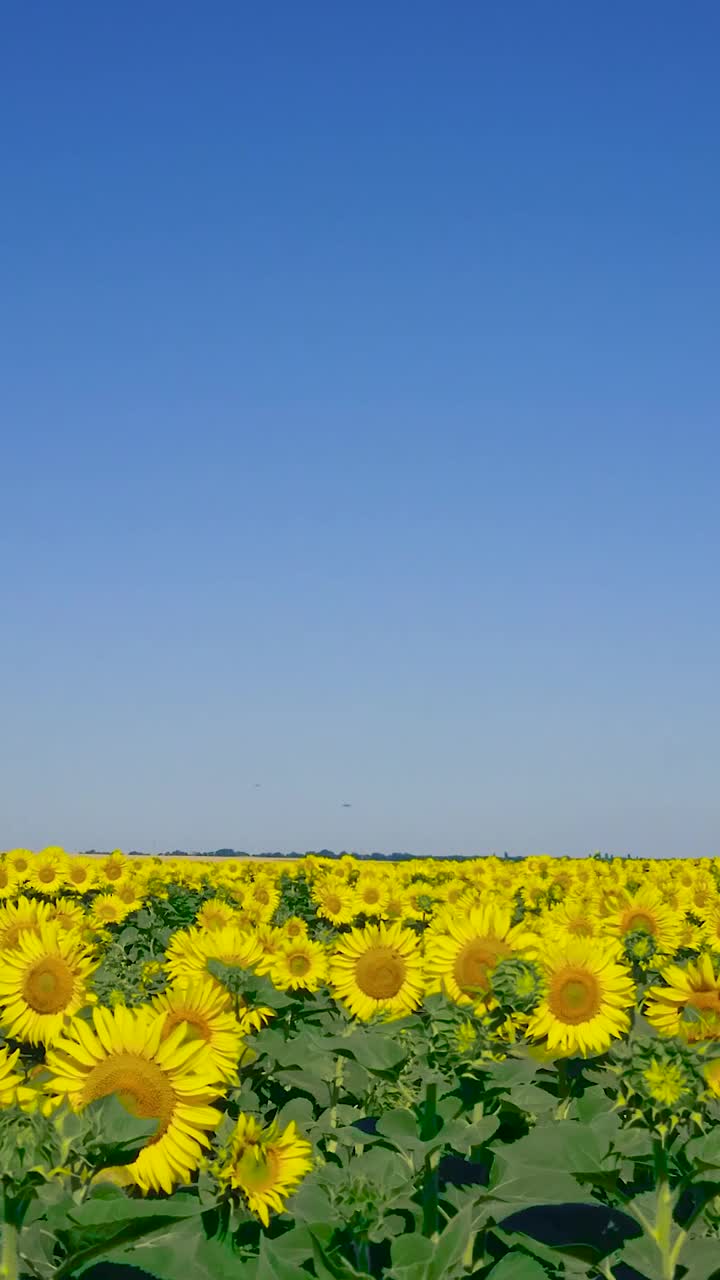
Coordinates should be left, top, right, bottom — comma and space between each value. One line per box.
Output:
2, 3, 719, 856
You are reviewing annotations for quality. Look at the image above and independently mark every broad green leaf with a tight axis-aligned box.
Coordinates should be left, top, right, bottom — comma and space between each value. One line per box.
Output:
486, 1254, 550, 1279
390, 1234, 435, 1269
75, 1218, 242, 1280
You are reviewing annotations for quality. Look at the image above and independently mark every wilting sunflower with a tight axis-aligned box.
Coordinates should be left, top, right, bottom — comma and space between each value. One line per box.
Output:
151, 979, 245, 1081
87, 894, 132, 930
645, 954, 720, 1042
313, 878, 358, 925
0, 922, 98, 1046
424, 904, 538, 1007
0, 897, 54, 950
526, 939, 635, 1056
196, 898, 238, 932
45, 1004, 224, 1194
270, 938, 328, 992
330, 921, 424, 1021
165, 924, 265, 991
217, 1113, 313, 1226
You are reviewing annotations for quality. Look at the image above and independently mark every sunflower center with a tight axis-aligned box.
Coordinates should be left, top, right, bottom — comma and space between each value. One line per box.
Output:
234, 1144, 278, 1193
453, 939, 511, 994
105, 865, 123, 881
548, 968, 601, 1024
254, 889, 270, 904
38, 867, 57, 884
162, 1010, 209, 1043
22, 957, 75, 1014
623, 911, 656, 935
288, 953, 311, 976
688, 990, 720, 1013
361, 887, 380, 904
81, 1053, 174, 1139
355, 946, 406, 1000
325, 894, 342, 914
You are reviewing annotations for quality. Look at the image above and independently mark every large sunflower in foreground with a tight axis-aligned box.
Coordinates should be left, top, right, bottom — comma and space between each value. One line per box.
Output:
424, 904, 538, 1007
645, 954, 720, 1042
329, 921, 424, 1020
0, 922, 97, 1046
151, 979, 246, 1081
526, 939, 635, 1057
217, 1113, 313, 1226
0, 861, 20, 900
45, 1005, 224, 1193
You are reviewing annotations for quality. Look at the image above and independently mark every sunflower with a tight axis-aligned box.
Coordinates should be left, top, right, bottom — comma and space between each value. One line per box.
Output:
0, 861, 20, 900
45, 1004, 224, 1194
65, 858, 97, 893
278, 916, 309, 942
313, 878, 358, 926
26, 849, 69, 895
270, 938, 328, 992
151, 979, 245, 1081
0, 897, 54, 950
217, 1114, 313, 1226
605, 888, 682, 956
49, 897, 87, 934
97, 851, 128, 886
165, 924, 265, 992
329, 921, 424, 1021
113, 878, 145, 913
526, 939, 635, 1057
0, 1044, 24, 1104
87, 894, 132, 930
645, 954, 720, 1042
196, 898, 238, 932
0, 922, 98, 1046
542, 895, 606, 943
354, 876, 390, 918
244, 877, 280, 922
424, 904, 538, 1007
4, 849, 33, 880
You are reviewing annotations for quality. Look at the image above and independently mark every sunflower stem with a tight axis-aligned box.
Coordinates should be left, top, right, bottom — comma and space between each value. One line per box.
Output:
0, 1219, 18, 1280
420, 1081, 439, 1238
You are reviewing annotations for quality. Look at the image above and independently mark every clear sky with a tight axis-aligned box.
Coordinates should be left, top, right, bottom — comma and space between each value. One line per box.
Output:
2, 3, 719, 857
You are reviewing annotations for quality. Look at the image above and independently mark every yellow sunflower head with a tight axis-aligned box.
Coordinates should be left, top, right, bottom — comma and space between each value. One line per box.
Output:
217, 1114, 313, 1226
329, 921, 424, 1021
526, 938, 635, 1057
0, 921, 98, 1046
45, 1004, 224, 1194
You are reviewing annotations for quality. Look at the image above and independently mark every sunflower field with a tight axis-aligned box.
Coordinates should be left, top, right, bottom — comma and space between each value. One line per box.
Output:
4, 851, 720, 1279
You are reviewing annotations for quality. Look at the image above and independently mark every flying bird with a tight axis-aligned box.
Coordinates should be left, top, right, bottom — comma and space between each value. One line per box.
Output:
342, 802, 352, 807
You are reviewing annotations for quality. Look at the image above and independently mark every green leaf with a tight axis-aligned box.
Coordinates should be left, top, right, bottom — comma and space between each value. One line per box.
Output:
376, 1110, 418, 1143
486, 1255, 550, 1280
428, 1203, 486, 1280
85, 1094, 159, 1164
75, 1217, 241, 1280
308, 1231, 374, 1280
68, 1193, 201, 1229
391, 1234, 435, 1269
